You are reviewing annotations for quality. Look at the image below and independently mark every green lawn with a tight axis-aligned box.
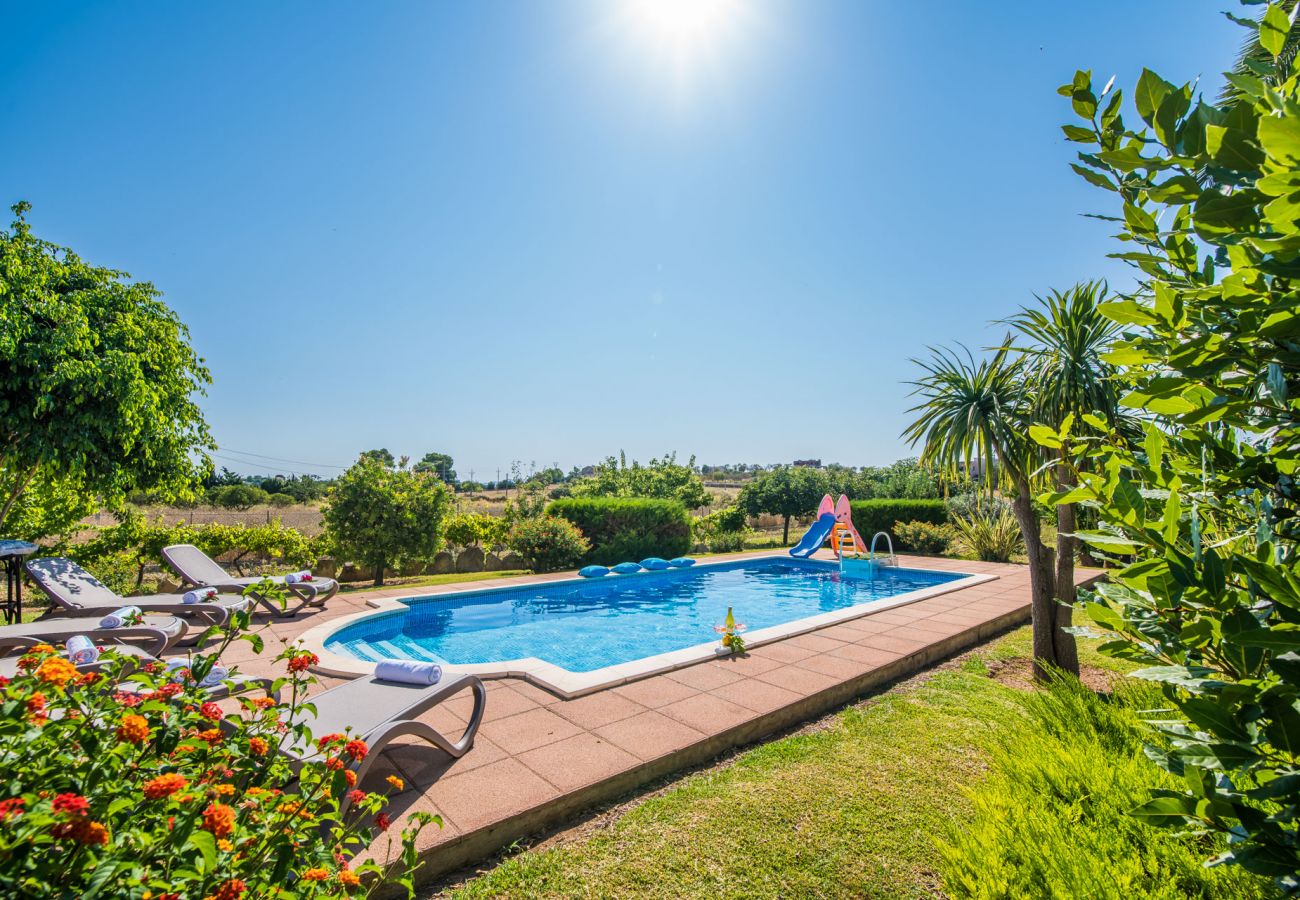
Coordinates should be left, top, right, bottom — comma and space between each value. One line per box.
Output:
434, 630, 1266, 900
337, 570, 531, 593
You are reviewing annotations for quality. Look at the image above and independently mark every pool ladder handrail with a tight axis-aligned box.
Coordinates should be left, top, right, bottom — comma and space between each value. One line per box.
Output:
868, 532, 898, 567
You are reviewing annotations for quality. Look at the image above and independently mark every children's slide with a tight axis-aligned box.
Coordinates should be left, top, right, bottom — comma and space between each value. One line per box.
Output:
790, 494, 868, 559
789, 512, 836, 558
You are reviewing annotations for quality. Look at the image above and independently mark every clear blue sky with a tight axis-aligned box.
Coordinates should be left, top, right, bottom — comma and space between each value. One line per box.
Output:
1, 1, 1241, 482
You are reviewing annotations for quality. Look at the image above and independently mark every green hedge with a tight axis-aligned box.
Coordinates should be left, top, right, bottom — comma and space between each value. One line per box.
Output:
548, 498, 692, 565
849, 499, 948, 550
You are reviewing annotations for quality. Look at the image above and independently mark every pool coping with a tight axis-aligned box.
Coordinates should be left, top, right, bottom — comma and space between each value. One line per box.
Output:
297, 554, 999, 698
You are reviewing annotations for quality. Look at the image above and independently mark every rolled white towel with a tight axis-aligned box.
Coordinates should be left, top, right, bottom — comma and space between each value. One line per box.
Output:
99, 606, 142, 629
198, 665, 230, 689
284, 570, 314, 584
65, 635, 98, 666
163, 656, 228, 688
182, 588, 218, 604
374, 659, 442, 685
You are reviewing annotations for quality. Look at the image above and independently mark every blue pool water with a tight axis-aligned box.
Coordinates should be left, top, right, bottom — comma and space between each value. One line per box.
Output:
326, 558, 965, 673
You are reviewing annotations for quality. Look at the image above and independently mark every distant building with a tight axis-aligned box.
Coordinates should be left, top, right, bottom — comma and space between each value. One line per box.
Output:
793, 459, 822, 468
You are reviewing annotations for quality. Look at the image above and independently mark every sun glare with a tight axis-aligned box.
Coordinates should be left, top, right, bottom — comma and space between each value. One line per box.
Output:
628, 0, 741, 52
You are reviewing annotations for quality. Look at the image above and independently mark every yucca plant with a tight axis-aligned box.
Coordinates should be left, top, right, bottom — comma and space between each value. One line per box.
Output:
950, 508, 1024, 563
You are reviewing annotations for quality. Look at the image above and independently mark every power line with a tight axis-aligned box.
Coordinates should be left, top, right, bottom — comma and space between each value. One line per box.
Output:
209, 453, 329, 477
218, 447, 351, 470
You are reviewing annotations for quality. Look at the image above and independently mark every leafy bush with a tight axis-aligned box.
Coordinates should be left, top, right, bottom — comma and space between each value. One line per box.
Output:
207, 484, 271, 510
507, 515, 590, 573
548, 498, 692, 565
944, 491, 1012, 524
268, 492, 296, 507
0, 587, 434, 897
443, 513, 509, 550
938, 674, 1270, 899
849, 500, 947, 542
892, 520, 955, 555
568, 452, 711, 509
706, 531, 747, 553
950, 508, 1022, 562
322, 457, 452, 586
63, 516, 324, 594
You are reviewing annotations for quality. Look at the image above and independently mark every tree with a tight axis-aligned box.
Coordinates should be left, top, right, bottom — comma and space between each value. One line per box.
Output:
322, 456, 451, 586
359, 448, 395, 468
737, 465, 828, 544
412, 451, 457, 483
0, 202, 213, 537
207, 484, 270, 510
569, 452, 711, 509
1045, 3, 1300, 886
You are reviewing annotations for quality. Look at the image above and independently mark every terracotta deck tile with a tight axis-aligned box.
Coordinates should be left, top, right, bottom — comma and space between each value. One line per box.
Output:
749, 641, 818, 664
857, 633, 937, 655
783, 632, 850, 653
862, 609, 930, 627
709, 652, 785, 677
507, 680, 565, 706
594, 710, 708, 761
752, 663, 840, 695
794, 652, 876, 680
451, 682, 537, 720
709, 677, 803, 714
385, 734, 510, 788
481, 706, 584, 755
611, 676, 701, 709
826, 642, 905, 667
428, 757, 561, 833
658, 692, 756, 733
551, 691, 648, 730
827, 616, 895, 637
665, 661, 746, 691
517, 732, 641, 792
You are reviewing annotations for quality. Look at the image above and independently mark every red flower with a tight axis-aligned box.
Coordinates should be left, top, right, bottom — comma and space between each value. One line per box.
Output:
211, 879, 247, 900
343, 739, 368, 761
287, 651, 318, 673
375, 812, 391, 832
26, 692, 47, 723
347, 789, 365, 804
200, 702, 223, 722
51, 819, 108, 845
316, 732, 345, 750
52, 793, 89, 817
0, 798, 24, 822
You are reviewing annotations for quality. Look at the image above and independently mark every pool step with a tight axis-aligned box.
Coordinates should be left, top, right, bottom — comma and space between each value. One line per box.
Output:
372, 636, 446, 664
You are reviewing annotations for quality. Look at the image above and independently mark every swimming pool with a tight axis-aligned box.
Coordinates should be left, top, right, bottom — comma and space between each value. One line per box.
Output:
308, 557, 994, 696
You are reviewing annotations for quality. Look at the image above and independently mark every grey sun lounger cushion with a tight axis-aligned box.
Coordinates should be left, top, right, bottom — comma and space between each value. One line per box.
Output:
161, 544, 340, 617
24, 557, 248, 629
278, 672, 486, 812
0, 618, 182, 657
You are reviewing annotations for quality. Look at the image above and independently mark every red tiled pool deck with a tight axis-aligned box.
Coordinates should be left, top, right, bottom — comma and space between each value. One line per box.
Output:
217, 551, 1100, 887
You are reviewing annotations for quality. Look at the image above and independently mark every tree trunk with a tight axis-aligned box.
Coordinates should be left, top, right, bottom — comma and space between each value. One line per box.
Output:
373, 554, 386, 587
783, 515, 791, 546
1009, 477, 1060, 681
1053, 487, 1081, 676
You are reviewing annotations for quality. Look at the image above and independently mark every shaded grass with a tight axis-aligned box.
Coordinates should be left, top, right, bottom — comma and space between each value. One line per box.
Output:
436, 629, 1270, 899
337, 570, 530, 594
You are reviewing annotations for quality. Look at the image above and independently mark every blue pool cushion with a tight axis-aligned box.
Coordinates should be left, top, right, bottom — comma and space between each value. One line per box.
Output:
640, 557, 671, 571
668, 557, 696, 568
578, 565, 610, 578
611, 562, 643, 575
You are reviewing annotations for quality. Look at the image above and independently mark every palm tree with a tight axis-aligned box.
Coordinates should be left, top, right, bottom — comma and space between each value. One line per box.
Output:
904, 344, 1072, 678
1002, 282, 1126, 674
904, 282, 1123, 680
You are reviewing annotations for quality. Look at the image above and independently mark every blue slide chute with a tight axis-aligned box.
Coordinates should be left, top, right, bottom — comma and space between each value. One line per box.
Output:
789, 512, 836, 558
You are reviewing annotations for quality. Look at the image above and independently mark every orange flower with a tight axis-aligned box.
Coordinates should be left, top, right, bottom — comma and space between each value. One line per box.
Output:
35, 657, 78, 689
385, 775, 404, 791
300, 868, 329, 882
210, 879, 246, 900
200, 802, 236, 838
213, 784, 235, 797
29, 643, 56, 656
196, 729, 224, 746
343, 770, 357, 787
117, 714, 150, 744
26, 692, 47, 723
217, 838, 234, 852
250, 696, 276, 710
143, 774, 188, 800
51, 818, 108, 845
247, 736, 268, 756
337, 868, 361, 887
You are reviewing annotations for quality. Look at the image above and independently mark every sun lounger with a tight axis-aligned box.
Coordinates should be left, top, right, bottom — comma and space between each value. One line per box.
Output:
0, 614, 186, 655
25, 557, 248, 630
161, 544, 339, 617
277, 671, 486, 812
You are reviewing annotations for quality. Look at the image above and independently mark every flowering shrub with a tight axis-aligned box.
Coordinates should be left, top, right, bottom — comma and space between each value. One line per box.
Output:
0, 587, 434, 897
